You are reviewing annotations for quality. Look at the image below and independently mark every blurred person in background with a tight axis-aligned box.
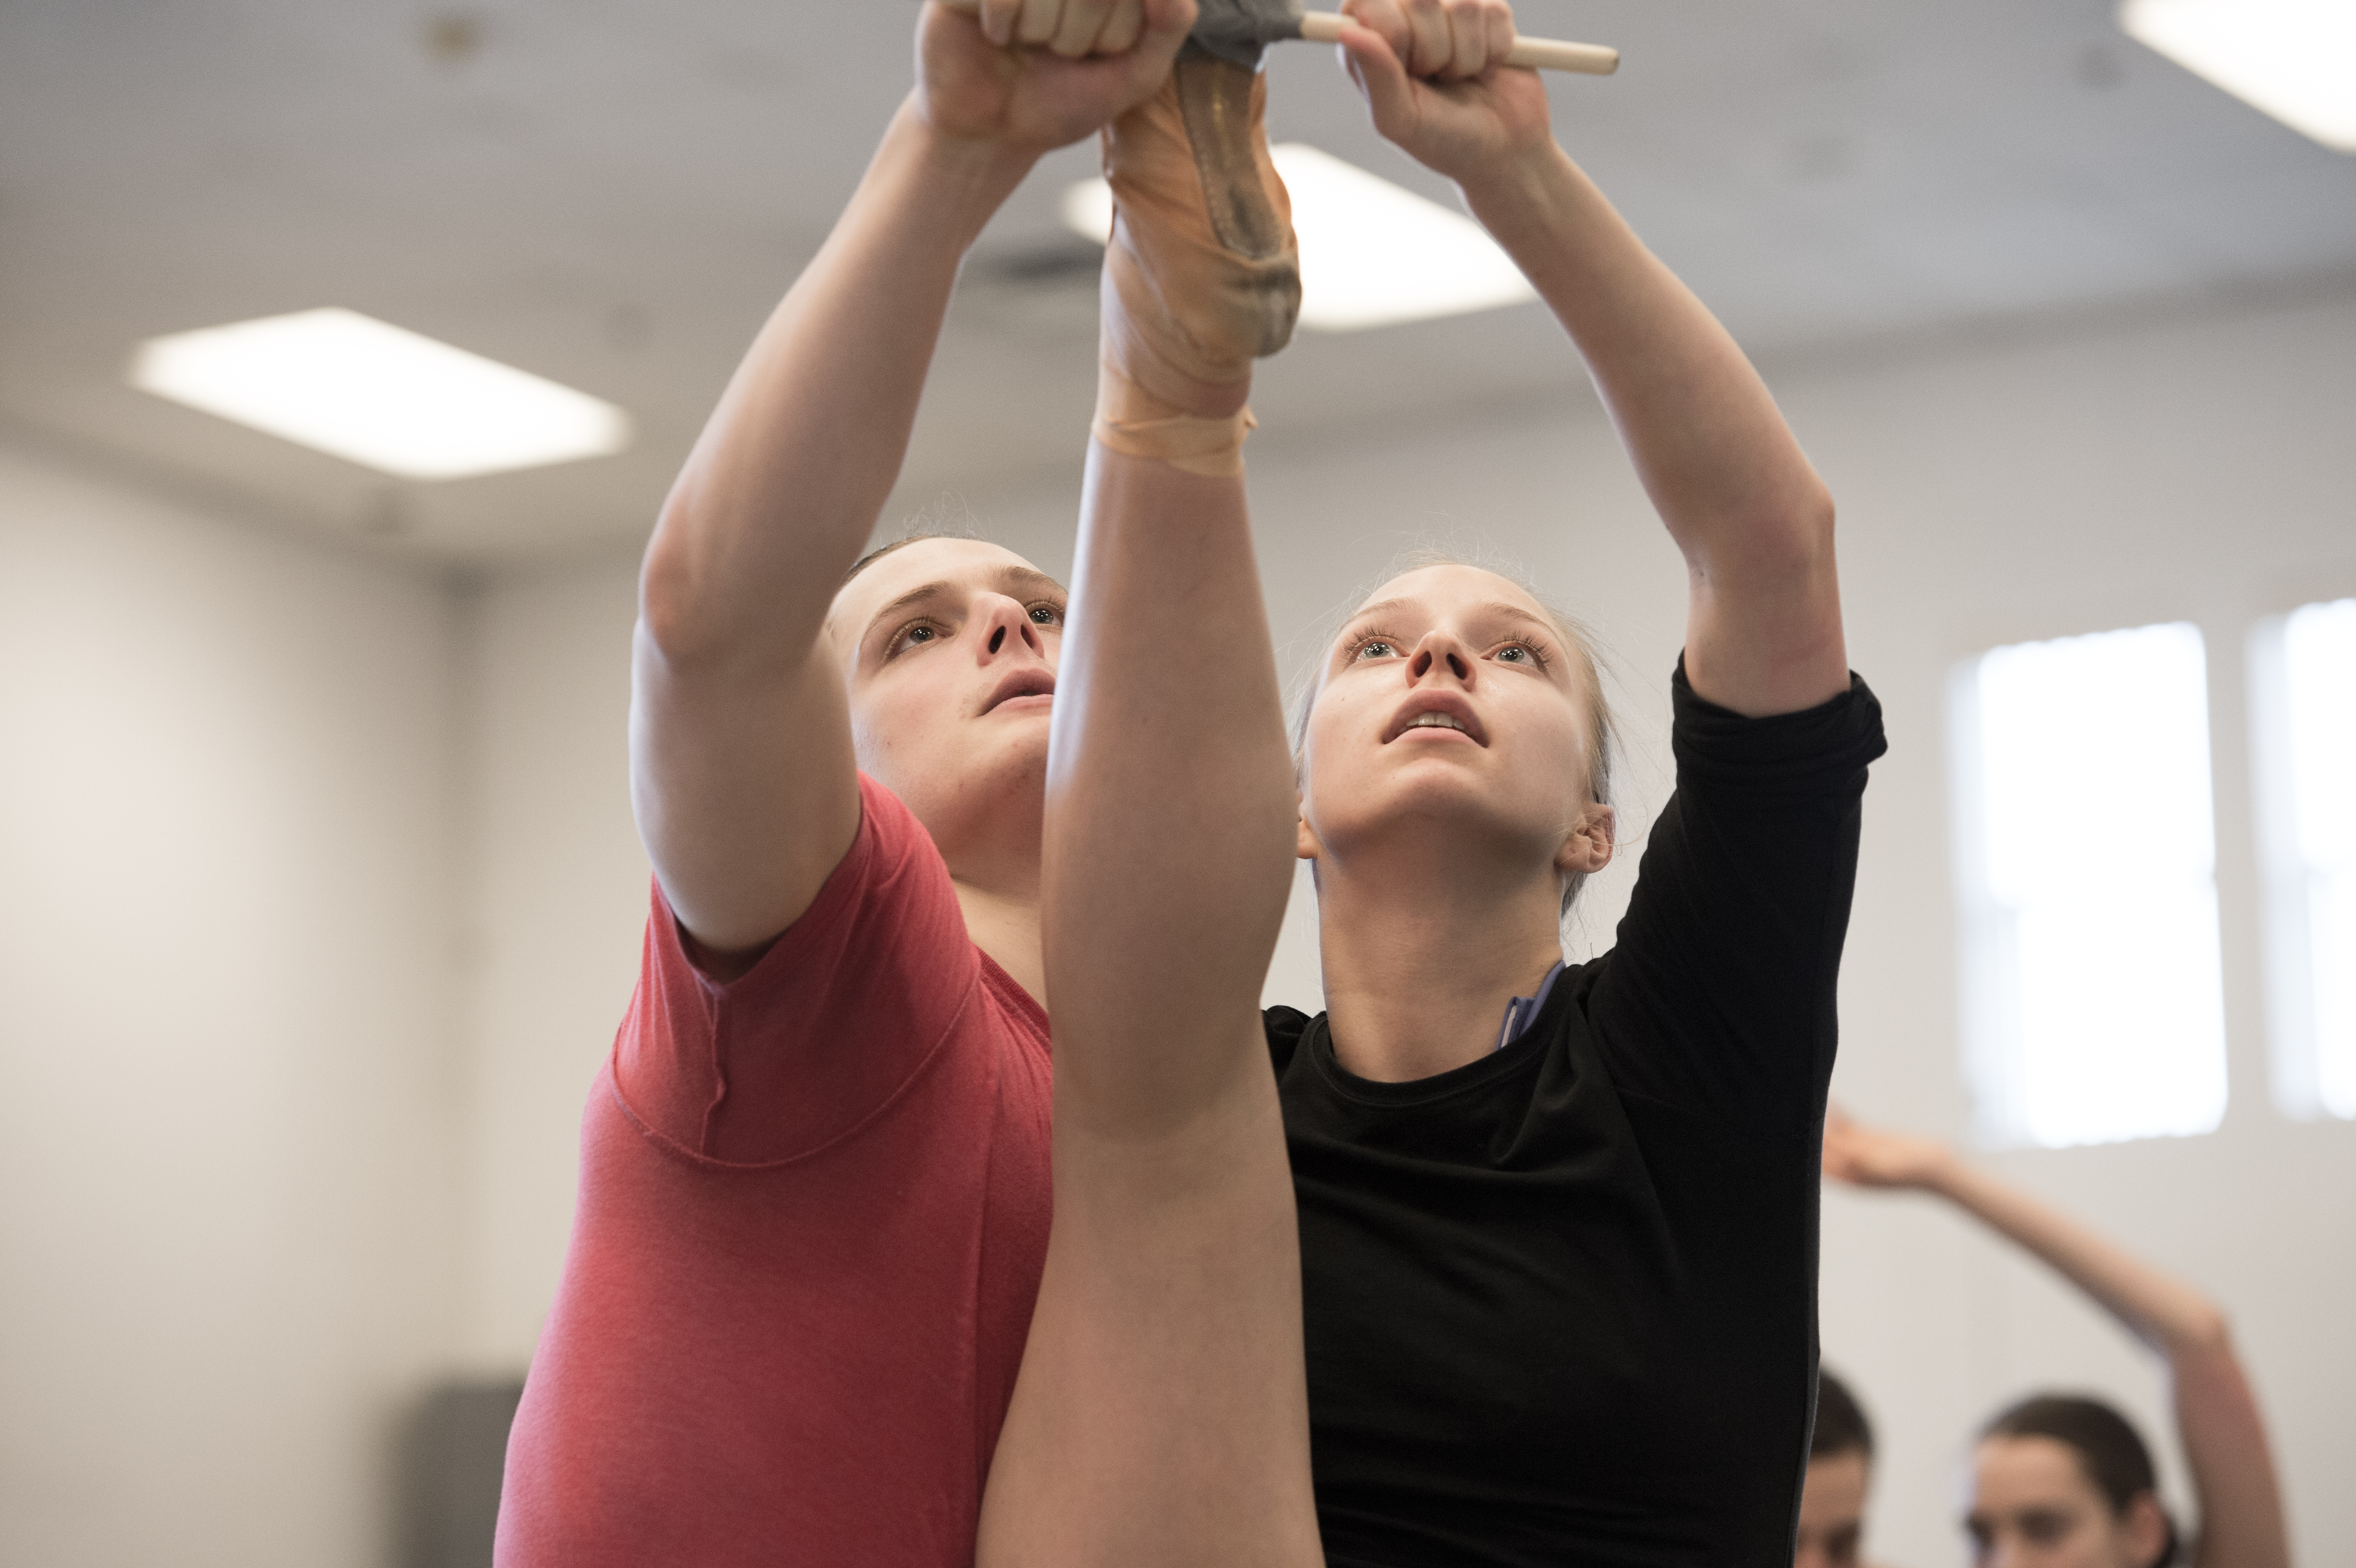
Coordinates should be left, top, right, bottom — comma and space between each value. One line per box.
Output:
1822, 1109, 2291, 1568
1797, 1366, 1883, 1568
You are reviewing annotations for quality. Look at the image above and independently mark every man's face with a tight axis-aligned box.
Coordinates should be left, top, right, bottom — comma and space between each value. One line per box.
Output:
827, 539, 1065, 868
1795, 1448, 1869, 1568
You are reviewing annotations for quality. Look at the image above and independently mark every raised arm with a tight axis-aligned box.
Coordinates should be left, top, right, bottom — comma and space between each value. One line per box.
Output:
631, 1, 1188, 964
1823, 1110, 2292, 1568
1331, 0, 1844, 718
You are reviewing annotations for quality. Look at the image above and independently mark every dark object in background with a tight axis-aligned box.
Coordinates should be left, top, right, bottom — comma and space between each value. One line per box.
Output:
397, 1377, 526, 1568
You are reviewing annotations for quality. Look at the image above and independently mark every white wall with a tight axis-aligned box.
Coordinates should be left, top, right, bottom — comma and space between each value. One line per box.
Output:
0, 446, 462, 1567
452, 289, 2356, 1564
447, 557, 649, 1371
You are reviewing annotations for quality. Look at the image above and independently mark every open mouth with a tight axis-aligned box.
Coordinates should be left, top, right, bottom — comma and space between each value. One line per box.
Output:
1403, 712, 1473, 736
983, 668, 1056, 715
1383, 693, 1487, 746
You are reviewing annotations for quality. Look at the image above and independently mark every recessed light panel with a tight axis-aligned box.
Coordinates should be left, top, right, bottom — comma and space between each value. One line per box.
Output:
2120, 0, 2356, 152
1060, 142, 1537, 332
131, 307, 633, 480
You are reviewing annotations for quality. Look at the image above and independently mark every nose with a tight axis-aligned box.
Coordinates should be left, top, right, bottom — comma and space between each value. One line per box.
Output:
973, 592, 1046, 661
1407, 628, 1474, 686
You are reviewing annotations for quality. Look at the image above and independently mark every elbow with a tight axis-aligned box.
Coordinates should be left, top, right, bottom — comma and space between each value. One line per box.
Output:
2174, 1300, 2233, 1357
638, 497, 732, 672
637, 539, 699, 669
1771, 479, 1837, 569
1707, 483, 1837, 588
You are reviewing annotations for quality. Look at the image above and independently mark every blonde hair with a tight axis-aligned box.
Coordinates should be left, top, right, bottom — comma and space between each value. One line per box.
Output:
1288, 547, 1621, 923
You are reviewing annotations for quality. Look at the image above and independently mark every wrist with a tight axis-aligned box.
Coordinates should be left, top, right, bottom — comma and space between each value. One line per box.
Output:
894, 95, 1041, 236
1455, 138, 1577, 235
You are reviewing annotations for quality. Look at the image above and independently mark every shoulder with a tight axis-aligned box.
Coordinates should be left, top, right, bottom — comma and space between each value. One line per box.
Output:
1263, 1006, 1317, 1075
850, 770, 947, 880
612, 773, 990, 1165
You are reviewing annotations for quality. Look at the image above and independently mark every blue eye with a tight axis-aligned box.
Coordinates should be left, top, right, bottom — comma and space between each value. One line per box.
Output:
1356, 639, 1396, 660
889, 622, 942, 656
1498, 645, 1530, 663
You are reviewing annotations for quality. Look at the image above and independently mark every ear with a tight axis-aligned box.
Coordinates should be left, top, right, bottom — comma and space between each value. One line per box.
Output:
1556, 801, 1616, 877
2120, 1492, 2171, 1568
1296, 796, 1321, 862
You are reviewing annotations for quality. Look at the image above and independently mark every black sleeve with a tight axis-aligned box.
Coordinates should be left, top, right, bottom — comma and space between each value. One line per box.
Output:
1589, 661, 1887, 1134
1263, 1006, 1312, 1077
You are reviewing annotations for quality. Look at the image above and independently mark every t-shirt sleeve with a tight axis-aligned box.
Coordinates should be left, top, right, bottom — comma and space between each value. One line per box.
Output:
609, 773, 985, 1166
1590, 661, 1887, 1133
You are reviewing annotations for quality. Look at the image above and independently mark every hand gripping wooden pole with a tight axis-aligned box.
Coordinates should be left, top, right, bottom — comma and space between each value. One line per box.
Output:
1294, 11, 1616, 74
934, 0, 1619, 76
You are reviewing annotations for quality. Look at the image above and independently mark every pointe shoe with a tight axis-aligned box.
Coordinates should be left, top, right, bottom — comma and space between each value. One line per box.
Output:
1093, 49, 1300, 473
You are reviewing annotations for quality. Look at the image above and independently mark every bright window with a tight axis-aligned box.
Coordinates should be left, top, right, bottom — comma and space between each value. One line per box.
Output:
1951, 622, 2229, 1148
2251, 598, 2356, 1119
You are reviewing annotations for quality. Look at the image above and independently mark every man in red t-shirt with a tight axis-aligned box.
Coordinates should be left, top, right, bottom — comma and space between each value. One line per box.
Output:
491, 6, 1202, 1564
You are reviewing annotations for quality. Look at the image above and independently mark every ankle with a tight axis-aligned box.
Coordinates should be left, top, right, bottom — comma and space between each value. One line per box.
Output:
1099, 319, 1251, 419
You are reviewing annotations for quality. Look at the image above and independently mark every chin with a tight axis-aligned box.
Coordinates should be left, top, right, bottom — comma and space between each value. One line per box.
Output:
1327, 766, 1552, 855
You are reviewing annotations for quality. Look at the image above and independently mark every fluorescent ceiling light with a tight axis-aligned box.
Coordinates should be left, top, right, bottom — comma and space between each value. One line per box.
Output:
2120, 0, 2356, 153
131, 307, 633, 479
1060, 143, 1536, 331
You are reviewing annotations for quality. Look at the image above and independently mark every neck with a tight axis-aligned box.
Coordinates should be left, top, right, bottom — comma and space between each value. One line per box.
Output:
927, 762, 1047, 1003
1315, 843, 1565, 1084
954, 873, 1043, 1005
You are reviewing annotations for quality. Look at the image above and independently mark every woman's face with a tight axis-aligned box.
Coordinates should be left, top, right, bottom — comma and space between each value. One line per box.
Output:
1298, 565, 1609, 882
1964, 1437, 2166, 1568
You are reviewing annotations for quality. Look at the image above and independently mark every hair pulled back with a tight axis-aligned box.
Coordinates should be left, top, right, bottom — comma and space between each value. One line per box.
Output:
1289, 547, 1622, 926
1812, 1366, 1874, 1461
1982, 1394, 2180, 1568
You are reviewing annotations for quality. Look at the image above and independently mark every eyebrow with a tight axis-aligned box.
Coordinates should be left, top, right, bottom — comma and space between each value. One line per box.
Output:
1338, 597, 1557, 639
859, 566, 1066, 648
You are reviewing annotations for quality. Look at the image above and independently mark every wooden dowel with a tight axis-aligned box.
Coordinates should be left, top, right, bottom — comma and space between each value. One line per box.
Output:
932, 0, 1621, 77
1297, 11, 1618, 75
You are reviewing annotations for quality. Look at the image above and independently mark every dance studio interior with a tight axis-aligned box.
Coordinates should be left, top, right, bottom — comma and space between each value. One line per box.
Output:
2, 0, 2351, 1564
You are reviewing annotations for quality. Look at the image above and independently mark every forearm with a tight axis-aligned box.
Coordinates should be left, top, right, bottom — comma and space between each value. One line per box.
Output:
2175, 1346, 2293, 1568
1043, 445, 1297, 1142
1456, 143, 1843, 712
1459, 143, 1831, 570
641, 99, 1034, 667
1923, 1158, 2291, 1566
1927, 1157, 2225, 1355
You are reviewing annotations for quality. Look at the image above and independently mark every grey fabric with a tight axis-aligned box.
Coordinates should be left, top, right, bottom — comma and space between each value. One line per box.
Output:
396, 1378, 526, 1568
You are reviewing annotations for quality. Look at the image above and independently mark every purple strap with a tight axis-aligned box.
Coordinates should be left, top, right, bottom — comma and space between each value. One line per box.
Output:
1494, 960, 1567, 1052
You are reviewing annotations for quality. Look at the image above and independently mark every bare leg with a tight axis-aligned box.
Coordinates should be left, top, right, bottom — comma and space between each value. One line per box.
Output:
976, 53, 1321, 1568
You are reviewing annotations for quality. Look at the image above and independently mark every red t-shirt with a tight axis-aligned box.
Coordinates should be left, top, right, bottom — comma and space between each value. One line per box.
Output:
497, 774, 1053, 1567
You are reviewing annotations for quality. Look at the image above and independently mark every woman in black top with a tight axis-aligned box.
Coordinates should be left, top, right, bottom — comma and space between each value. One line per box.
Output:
1267, 3, 1887, 1562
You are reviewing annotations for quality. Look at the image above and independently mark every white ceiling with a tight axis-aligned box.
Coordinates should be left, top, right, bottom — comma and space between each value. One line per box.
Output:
3, 0, 2352, 564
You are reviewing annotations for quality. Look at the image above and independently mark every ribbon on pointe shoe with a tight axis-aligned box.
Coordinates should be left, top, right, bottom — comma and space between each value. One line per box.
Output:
1094, 49, 1301, 477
